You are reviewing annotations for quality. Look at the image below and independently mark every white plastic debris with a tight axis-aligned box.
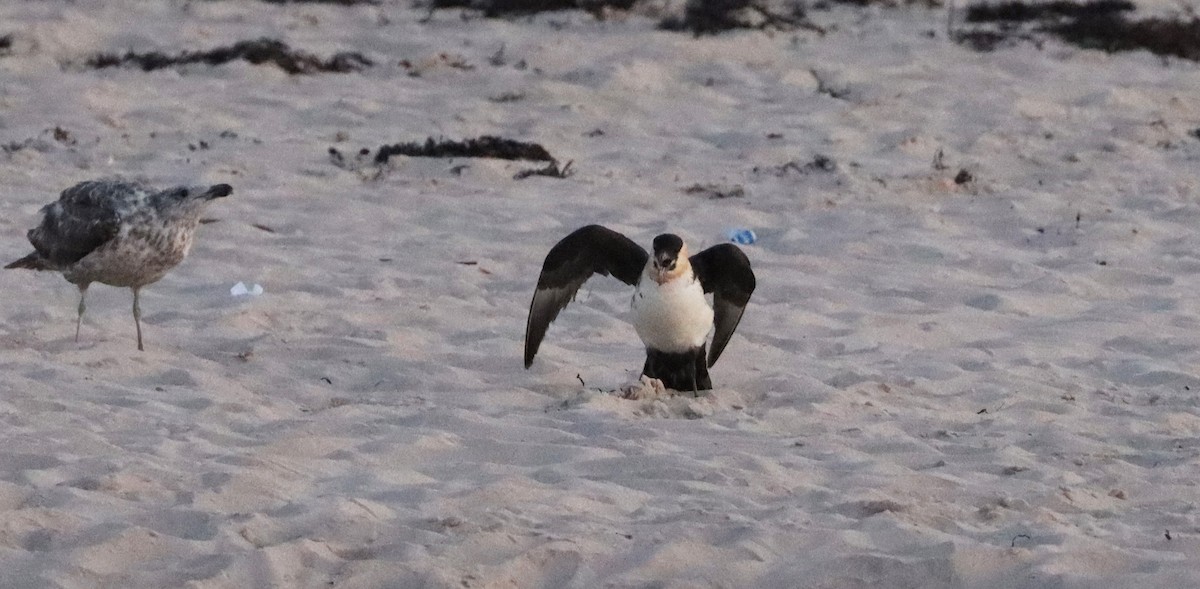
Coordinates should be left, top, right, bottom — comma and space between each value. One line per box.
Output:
230, 282, 264, 297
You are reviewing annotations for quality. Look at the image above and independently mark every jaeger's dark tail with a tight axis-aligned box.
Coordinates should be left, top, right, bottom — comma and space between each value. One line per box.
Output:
5, 252, 48, 271
642, 346, 713, 392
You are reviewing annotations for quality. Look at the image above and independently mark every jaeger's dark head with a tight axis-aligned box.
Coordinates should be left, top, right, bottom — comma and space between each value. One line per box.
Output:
650, 233, 687, 283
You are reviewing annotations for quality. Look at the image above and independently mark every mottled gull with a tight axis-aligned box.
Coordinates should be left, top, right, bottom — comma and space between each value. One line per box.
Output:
6, 179, 233, 350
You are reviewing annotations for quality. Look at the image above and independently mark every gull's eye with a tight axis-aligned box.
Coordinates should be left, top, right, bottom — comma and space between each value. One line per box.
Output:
179, 189, 189, 198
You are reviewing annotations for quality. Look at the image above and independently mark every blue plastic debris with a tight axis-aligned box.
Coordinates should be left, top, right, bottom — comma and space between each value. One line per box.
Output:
727, 229, 757, 245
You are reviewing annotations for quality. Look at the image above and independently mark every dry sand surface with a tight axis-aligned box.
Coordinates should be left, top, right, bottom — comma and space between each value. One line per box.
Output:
1, 0, 1199, 587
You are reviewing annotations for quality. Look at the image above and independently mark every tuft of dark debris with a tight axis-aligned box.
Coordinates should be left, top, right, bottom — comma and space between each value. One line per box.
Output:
824, 0, 941, 6
400, 53, 474, 76
373, 136, 557, 164
328, 146, 376, 170
965, 0, 1132, 23
488, 91, 526, 102
1190, 128, 1200, 141
574, 0, 640, 15
805, 154, 837, 172
659, 0, 820, 36
258, 0, 378, 4
85, 38, 372, 75
52, 127, 72, 144
756, 154, 837, 176
952, 29, 1028, 52
3, 127, 80, 155
684, 183, 746, 199
514, 159, 574, 179
426, 0, 636, 17
954, 169, 974, 184
0, 34, 12, 57
1049, 14, 1200, 61
1, 140, 33, 155
810, 69, 851, 99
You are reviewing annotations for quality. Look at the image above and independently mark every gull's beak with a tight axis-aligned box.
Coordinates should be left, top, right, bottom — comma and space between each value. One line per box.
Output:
204, 184, 233, 200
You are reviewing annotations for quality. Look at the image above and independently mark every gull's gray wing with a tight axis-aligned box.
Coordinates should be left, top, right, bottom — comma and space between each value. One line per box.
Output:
524, 225, 648, 368
689, 243, 755, 367
26, 181, 147, 268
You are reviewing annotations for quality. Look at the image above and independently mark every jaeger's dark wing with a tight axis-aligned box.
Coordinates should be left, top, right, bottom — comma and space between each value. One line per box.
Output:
689, 243, 755, 367
524, 225, 649, 368
25, 181, 145, 268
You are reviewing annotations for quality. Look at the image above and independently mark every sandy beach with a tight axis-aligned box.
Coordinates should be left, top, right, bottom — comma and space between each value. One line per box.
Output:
1, 0, 1199, 586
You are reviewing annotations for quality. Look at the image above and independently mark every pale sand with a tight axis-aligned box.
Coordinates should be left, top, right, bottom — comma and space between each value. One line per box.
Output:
1, 1, 1198, 587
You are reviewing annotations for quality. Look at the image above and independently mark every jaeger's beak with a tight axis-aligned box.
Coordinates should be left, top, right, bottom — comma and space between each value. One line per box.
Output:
653, 255, 676, 283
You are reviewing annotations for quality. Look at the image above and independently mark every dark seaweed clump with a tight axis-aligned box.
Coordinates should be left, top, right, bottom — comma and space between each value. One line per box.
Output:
258, 0, 379, 4
425, 0, 815, 32
513, 160, 574, 179
1050, 15, 1200, 61
425, 0, 636, 17
659, 0, 815, 35
373, 136, 556, 164
754, 154, 837, 176
683, 183, 746, 199
964, 0, 1132, 23
85, 38, 372, 75
960, 0, 1200, 61
823, 0, 941, 6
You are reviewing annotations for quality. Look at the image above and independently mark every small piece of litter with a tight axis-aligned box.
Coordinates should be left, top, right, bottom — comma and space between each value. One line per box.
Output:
231, 282, 264, 296
728, 229, 757, 245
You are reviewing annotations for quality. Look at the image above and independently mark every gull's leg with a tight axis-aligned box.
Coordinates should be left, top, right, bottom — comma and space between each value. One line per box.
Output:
132, 287, 144, 351
75, 284, 89, 343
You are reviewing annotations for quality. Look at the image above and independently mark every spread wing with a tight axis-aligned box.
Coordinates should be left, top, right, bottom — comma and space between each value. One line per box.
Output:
25, 181, 144, 268
690, 243, 755, 367
524, 225, 648, 368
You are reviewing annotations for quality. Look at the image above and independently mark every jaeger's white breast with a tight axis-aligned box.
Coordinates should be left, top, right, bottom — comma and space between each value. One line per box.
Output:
632, 273, 714, 353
